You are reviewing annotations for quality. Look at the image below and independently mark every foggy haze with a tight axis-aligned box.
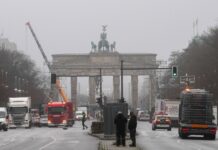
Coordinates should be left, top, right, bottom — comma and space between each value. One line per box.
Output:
1, 0, 218, 98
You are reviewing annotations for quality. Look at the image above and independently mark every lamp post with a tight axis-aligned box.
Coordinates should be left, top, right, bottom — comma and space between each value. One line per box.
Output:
14, 76, 18, 96
5, 71, 8, 88
1, 69, 4, 87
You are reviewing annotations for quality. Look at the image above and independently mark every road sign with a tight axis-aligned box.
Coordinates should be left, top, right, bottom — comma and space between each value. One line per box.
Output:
180, 75, 195, 84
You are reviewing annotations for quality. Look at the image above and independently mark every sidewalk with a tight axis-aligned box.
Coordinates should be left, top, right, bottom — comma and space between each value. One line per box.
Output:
89, 133, 140, 150
98, 140, 140, 150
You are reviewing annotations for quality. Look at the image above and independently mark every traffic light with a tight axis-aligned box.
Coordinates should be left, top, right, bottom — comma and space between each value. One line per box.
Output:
172, 66, 178, 77
51, 73, 56, 84
96, 97, 102, 105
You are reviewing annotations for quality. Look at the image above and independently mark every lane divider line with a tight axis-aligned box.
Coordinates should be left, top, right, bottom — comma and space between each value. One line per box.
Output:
39, 136, 56, 150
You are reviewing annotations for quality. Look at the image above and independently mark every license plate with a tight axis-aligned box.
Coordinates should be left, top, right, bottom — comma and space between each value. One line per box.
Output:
157, 124, 169, 127
191, 124, 208, 128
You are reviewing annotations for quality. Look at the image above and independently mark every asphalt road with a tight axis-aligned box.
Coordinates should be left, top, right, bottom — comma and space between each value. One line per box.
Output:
0, 121, 98, 150
1, 120, 217, 150
137, 121, 218, 150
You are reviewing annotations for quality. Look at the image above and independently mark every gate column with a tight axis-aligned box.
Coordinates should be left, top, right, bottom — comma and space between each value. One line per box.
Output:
71, 77, 77, 106
131, 75, 138, 112
113, 76, 120, 102
89, 76, 96, 104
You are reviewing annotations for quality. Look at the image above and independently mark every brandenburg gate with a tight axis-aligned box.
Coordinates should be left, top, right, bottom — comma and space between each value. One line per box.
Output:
51, 26, 158, 111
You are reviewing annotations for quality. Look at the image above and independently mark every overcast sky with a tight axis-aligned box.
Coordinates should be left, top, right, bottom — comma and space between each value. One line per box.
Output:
1, 0, 218, 97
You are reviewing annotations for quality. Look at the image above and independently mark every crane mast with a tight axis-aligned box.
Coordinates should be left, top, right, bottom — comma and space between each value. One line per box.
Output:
26, 22, 51, 70
26, 22, 68, 102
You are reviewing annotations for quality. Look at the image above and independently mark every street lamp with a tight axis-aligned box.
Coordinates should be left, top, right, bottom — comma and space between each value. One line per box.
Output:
14, 76, 18, 95
1, 69, 4, 87
4, 71, 8, 88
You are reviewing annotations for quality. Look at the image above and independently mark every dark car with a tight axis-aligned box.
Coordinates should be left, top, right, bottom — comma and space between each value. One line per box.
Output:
152, 115, 172, 131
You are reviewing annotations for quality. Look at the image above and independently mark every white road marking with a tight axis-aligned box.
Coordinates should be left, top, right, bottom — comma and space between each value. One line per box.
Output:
140, 131, 148, 137
39, 136, 56, 150
66, 140, 80, 144
177, 139, 180, 143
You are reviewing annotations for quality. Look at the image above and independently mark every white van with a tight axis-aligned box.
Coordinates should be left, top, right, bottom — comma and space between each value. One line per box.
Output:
0, 107, 8, 131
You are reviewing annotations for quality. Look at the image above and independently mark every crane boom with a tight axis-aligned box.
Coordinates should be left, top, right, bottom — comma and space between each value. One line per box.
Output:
26, 22, 68, 102
56, 79, 68, 102
26, 22, 51, 70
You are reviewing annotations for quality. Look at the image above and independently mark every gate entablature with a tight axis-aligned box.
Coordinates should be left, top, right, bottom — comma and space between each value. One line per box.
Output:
51, 52, 157, 76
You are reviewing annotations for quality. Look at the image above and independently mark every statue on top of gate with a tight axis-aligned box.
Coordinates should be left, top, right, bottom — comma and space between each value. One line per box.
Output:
91, 25, 116, 53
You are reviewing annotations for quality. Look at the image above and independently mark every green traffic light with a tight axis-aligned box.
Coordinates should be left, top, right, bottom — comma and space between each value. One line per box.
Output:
172, 66, 177, 77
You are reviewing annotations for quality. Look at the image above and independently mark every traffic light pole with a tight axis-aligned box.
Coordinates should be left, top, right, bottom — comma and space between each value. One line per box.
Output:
100, 68, 102, 102
120, 60, 124, 103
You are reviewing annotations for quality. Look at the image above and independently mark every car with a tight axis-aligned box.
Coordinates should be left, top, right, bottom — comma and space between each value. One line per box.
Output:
0, 107, 8, 131
75, 111, 83, 121
152, 115, 172, 131
138, 112, 150, 121
31, 109, 40, 127
39, 114, 48, 126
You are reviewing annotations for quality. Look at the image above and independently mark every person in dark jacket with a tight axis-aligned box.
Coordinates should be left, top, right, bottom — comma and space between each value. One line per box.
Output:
82, 112, 88, 130
114, 111, 127, 146
128, 111, 137, 147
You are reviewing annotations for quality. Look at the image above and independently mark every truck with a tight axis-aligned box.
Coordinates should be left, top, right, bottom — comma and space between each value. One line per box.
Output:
0, 107, 8, 131
178, 89, 217, 140
152, 99, 167, 117
47, 101, 74, 127
8, 97, 32, 128
165, 100, 180, 127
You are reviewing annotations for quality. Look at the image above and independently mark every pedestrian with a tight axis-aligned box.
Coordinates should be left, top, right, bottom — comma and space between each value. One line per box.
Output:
128, 111, 137, 147
82, 111, 88, 130
114, 111, 127, 146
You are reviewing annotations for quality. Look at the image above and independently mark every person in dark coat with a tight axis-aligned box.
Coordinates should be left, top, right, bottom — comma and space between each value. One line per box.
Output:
114, 111, 127, 146
82, 112, 88, 130
128, 111, 137, 147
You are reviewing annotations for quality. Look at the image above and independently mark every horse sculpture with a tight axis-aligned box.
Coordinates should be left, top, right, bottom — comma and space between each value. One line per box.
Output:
91, 41, 97, 52
110, 41, 116, 52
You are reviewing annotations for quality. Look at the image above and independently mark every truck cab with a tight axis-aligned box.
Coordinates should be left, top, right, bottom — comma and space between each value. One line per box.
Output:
8, 97, 32, 128
47, 101, 74, 127
0, 107, 8, 131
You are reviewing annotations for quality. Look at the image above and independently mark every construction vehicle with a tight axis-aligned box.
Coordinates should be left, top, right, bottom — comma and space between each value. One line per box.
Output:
178, 89, 217, 140
26, 22, 75, 126
47, 101, 74, 127
8, 97, 32, 128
